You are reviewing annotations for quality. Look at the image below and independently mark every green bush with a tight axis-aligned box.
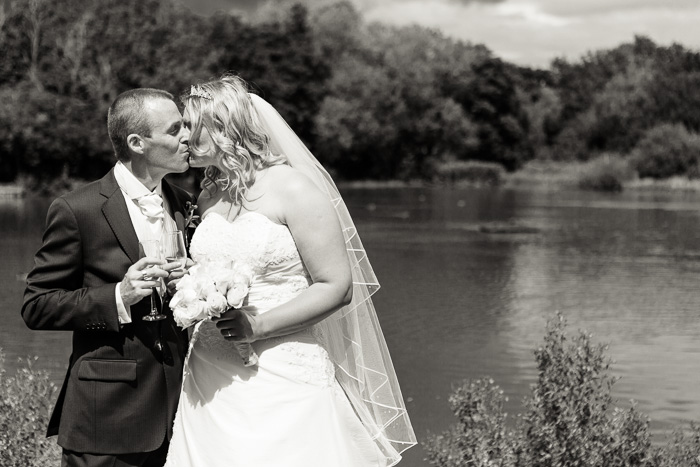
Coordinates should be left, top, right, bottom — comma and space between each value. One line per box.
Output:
423, 314, 685, 467
0, 350, 61, 467
425, 378, 516, 467
655, 424, 700, 466
631, 123, 700, 179
435, 160, 506, 186
577, 153, 635, 192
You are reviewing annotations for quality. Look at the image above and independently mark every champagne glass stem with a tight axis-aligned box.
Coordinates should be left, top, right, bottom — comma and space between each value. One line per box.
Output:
150, 289, 158, 315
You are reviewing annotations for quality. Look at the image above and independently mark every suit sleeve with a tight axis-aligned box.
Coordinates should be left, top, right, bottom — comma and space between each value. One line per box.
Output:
21, 197, 121, 332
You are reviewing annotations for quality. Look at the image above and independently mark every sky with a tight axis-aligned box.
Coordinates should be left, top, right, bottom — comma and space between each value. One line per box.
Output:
180, 0, 700, 68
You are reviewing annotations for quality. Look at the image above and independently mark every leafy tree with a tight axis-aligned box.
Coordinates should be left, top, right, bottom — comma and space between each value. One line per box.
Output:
211, 4, 331, 146
4, 0, 700, 186
314, 56, 407, 179
632, 123, 700, 179
311, 1, 365, 62
444, 57, 533, 170
314, 19, 481, 179
0, 83, 111, 183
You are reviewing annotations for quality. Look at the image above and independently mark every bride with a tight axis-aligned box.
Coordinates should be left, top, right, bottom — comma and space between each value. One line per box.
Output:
164, 75, 416, 466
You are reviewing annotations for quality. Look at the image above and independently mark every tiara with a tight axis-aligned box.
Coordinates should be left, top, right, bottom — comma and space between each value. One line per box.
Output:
189, 84, 212, 100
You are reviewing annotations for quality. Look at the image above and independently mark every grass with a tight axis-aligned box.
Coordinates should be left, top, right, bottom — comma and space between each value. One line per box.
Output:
506, 159, 700, 192
0, 350, 61, 466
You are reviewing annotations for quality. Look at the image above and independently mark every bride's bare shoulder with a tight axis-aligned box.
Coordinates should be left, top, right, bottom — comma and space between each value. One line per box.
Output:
196, 187, 225, 217
264, 164, 317, 194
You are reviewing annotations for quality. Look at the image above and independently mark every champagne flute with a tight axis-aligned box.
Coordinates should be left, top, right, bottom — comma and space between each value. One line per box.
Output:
139, 239, 167, 322
165, 230, 187, 271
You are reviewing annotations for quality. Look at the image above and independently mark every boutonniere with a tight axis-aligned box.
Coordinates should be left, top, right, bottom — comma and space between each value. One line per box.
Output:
184, 201, 200, 247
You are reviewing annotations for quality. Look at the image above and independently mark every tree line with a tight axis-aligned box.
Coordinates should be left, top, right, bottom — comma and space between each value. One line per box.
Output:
1, 0, 700, 189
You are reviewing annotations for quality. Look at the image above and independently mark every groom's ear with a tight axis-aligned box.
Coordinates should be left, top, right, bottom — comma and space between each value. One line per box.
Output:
127, 134, 145, 155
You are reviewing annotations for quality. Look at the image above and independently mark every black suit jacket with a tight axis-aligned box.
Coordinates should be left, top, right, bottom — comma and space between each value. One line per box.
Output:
21, 169, 195, 455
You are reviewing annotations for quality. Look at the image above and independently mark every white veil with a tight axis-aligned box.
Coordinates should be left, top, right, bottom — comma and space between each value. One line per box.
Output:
249, 93, 417, 465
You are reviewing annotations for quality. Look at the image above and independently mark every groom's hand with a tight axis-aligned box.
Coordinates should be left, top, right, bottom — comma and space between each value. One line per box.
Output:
165, 258, 194, 296
120, 258, 167, 307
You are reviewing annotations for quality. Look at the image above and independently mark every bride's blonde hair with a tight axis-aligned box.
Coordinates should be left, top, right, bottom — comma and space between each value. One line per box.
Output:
183, 74, 287, 206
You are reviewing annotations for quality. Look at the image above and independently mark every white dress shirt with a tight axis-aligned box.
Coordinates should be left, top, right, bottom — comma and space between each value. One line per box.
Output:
113, 161, 177, 323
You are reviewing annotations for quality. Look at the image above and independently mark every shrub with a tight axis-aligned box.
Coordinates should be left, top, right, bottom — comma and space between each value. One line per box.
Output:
0, 350, 61, 467
425, 378, 516, 467
435, 160, 506, 186
424, 314, 661, 467
631, 123, 700, 179
654, 424, 700, 467
577, 153, 635, 192
518, 314, 655, 466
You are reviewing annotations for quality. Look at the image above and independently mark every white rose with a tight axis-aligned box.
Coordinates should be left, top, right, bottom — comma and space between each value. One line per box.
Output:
170, 288, 195, 308
175, 271, 197, 292
172, 289, 206, 328
191, 272, 216, 298
211, 270, 235, 296
206, 291, 229, 318
226, 282, 249, 309
188, 263, 202, 276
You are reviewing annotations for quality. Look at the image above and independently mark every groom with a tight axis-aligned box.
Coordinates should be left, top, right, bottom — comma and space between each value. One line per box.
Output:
22, 88, 194, 466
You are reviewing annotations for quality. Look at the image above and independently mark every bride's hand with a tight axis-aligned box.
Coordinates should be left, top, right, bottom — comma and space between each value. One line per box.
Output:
213, 307, 260, 343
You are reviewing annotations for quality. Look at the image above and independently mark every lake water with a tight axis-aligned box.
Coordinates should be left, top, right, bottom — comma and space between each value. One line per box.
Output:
4, 185, 700, 466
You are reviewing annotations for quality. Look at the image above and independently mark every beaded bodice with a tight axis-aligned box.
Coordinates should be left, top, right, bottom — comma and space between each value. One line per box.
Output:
187, 212, 333, 382
189, 211, 311, 306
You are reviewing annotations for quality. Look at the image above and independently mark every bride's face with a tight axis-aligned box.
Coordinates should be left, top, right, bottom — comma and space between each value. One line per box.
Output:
183, 105, 217, 168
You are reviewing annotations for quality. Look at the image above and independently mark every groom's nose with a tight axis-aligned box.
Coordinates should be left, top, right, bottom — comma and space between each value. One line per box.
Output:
180, 125, 190, 143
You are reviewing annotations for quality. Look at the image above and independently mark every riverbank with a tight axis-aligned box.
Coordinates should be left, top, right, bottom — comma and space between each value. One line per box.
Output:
505, 160, 700, 192
6, 160, 700, 197
338, 160, 700, 192
0, 183, 25, 198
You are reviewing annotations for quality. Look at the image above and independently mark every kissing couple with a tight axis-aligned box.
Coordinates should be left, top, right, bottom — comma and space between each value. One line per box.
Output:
22, 74, 416, 467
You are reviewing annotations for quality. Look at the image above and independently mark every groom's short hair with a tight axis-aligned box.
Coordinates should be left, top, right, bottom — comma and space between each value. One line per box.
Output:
108, 88, 175, 162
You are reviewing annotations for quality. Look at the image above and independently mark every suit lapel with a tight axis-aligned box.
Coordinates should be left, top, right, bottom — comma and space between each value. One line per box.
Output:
162, 178, 186, 232
100, 169, 140, 263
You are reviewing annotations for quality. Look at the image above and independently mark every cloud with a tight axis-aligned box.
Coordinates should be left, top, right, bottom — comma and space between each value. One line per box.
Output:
449, 0, 504, 4
362, 0, 700, 67
537, 0, 700, 18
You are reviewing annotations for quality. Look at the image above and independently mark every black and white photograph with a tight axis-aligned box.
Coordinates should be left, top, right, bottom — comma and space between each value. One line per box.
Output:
2, 0, 700, 466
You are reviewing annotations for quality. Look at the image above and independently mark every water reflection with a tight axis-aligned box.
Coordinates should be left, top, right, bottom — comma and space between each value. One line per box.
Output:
346, 186, 700, 445
1, 197, 73, 381
5, 186, 700, 466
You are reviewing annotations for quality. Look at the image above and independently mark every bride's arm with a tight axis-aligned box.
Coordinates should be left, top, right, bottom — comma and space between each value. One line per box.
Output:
216, 170, 353, 341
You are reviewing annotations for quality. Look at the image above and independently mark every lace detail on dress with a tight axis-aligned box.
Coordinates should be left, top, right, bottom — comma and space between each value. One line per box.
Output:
279, 340, 336, 386
189, 212, 269, 275
263, 225, 302, 266
195, 320, 250, 361
187, 211, 317, 366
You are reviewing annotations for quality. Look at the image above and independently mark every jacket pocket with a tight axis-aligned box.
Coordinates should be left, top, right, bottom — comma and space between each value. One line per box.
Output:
77, 358, 137, 382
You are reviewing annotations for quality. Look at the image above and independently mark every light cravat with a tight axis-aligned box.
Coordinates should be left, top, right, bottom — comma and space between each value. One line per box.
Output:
136, 192, 165, 221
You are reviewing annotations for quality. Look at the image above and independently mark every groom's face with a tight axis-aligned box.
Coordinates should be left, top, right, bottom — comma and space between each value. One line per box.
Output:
141, 98, 190, 175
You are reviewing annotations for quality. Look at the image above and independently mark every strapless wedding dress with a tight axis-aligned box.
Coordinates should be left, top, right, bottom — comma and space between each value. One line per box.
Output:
165, 212, 386, 467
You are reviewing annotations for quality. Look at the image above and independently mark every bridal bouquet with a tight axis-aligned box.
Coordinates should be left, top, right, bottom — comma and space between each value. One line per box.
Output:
170, 261, 259, 366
